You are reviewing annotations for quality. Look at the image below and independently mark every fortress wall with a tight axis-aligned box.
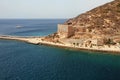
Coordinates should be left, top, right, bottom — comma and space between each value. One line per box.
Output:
68, 26, 75, 37
57, 24, 74, 38
58, 24, 68, 33
59, 39, 85, 46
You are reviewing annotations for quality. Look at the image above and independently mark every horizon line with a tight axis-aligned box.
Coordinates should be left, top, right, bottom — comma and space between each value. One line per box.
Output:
0, 18, 68, 20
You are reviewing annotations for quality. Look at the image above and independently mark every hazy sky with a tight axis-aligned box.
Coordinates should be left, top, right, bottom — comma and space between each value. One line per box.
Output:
0, 0, 113, 19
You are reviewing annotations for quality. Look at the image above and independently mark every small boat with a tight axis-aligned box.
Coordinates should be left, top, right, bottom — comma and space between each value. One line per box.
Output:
16, 25, 23, 28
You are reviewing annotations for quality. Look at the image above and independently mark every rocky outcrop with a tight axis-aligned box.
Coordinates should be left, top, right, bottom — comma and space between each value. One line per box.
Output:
64, 0, 120, 36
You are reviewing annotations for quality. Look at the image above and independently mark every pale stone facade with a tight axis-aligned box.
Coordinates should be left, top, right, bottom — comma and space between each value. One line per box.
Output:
57, 24, 74, 38
59, 39, 84, 46
91, 39, 104, 46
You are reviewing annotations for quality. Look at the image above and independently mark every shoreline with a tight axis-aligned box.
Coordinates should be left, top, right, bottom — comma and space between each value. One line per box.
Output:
0, 35, 120, 54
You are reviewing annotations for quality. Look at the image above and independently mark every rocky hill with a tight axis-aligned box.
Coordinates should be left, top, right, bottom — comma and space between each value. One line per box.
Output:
45, 0, 120, 44
43, 0, 120, 51
65, 0, 120, 36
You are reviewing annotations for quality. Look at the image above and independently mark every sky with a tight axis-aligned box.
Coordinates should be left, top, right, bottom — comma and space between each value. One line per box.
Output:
0, 0, 113, 19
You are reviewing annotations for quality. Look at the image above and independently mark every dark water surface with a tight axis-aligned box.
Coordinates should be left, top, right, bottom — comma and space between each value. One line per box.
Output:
0, 19, 120, 80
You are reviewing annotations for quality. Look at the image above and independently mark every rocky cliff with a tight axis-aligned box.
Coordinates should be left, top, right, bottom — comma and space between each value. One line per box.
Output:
65, 0, 120, 36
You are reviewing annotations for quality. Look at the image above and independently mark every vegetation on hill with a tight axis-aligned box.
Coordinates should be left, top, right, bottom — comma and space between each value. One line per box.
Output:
65, 0, 120, 36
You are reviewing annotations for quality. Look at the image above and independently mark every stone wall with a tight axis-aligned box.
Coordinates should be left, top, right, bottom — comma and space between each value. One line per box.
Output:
91, 39, 104, 46
58, 24, 69, 33
58, 24, 74, 38
59, 39, 85, 47
68, 25, 75, 37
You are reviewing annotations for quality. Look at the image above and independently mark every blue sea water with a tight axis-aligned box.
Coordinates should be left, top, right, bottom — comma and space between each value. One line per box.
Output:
0, 19, 120, 80
0, 19, 65, 36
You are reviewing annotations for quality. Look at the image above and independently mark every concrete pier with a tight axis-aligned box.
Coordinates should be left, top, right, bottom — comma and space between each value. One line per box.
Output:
0, 35, 41, 44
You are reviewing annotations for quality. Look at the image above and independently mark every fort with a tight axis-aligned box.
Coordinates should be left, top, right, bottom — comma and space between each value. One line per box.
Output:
57, 23, 105, 47
56, 22, 120, 49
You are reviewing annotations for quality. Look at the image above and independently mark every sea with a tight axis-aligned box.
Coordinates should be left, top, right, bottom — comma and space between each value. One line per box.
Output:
0, 19, 120, 80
